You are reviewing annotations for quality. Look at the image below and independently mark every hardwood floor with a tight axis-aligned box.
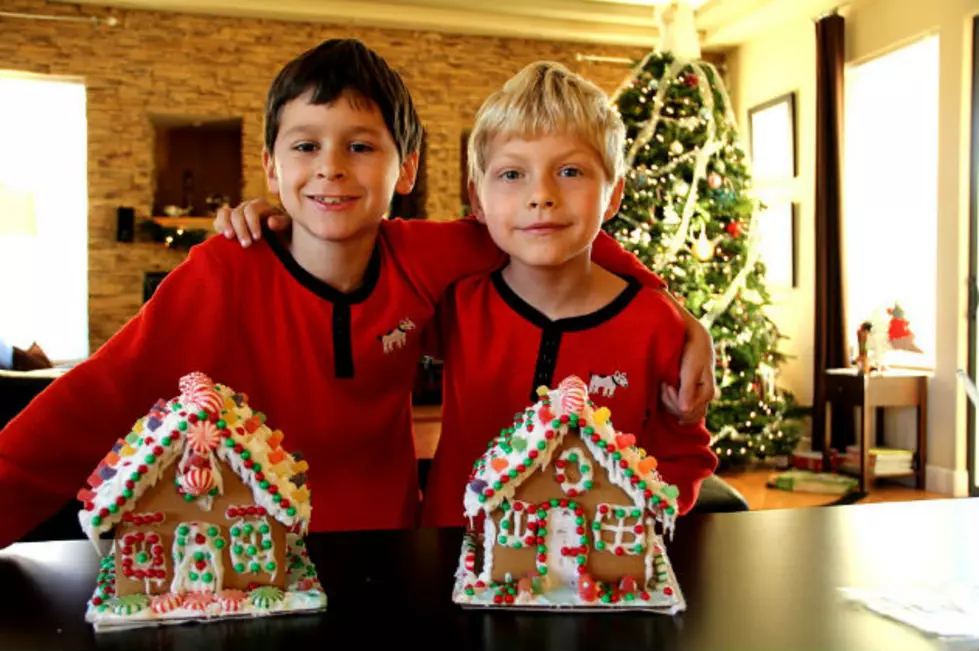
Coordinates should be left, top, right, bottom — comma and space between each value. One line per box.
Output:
721, 468, 952, 510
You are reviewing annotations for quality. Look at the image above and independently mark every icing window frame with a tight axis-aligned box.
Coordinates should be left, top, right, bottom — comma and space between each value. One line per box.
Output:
592, 504, 645, 556
496, 500, 534, 548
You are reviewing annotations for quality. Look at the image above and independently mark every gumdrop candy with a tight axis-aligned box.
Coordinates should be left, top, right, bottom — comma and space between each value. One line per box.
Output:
267, 448, 287, 466
468, 478, 487, 494
517, 577, 534, 597
577, 573, 597, 602
638, 456, 658, 474
267, 429, 284, 449
615, 433, 636, 450
593, 407, 612, 426
490, 457, 509, 472
619, 575, 639, 595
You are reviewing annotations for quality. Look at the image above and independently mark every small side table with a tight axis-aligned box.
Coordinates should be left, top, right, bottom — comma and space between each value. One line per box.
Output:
822, 368, 931, 492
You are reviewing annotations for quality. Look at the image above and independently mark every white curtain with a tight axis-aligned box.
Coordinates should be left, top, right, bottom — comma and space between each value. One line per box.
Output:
0, 73, 88, 363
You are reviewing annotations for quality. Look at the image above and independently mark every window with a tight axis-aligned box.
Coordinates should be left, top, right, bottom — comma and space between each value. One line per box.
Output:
496, 500, 533, 548
843, 36, 939, 367
0, 72, 88, 363
593, 503, 645, 555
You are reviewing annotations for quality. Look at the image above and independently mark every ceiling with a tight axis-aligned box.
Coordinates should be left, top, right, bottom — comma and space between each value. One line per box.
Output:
53, 0, 844, 49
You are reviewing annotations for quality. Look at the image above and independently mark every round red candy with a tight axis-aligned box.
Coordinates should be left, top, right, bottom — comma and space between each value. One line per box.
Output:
195, 534, 206, 544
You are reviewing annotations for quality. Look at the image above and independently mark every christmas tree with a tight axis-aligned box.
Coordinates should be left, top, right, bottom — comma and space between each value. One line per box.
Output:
604, 2, 804, 468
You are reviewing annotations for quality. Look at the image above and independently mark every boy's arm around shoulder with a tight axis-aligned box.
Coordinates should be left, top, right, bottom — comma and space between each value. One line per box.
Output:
381, 217, 505, 305
639, 294, 719, 516
0, 239, 236, 549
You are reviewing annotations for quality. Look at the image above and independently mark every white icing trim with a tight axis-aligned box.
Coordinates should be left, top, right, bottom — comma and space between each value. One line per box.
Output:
593, 503, 645, 556
556, 447, 593, 495
480, 516, 495, 584
497, 501, 532, 548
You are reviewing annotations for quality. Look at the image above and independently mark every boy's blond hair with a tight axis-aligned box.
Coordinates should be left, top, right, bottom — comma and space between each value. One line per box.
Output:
467, 61, 626, 188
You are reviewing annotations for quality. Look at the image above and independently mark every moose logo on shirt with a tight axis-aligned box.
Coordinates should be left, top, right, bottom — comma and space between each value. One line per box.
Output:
588, 371, 629, 398
379, 317, 416, 353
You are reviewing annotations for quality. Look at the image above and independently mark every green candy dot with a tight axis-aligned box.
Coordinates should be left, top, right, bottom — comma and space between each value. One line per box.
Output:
234, 563, 245, 572
177, 422, 188, 431
240, 451, 251, 460
189, 572, 199, 581
247, 545, 257, 556
161, 437, 171, 446
176, 537, 185, 547
493, 481, 503, 491
592, 522, 601, 530
537, 545, 546, 553
252, 463, 262, 472
265, 562, 276, 572
259, 524, 270, 536
575, 517, 584, 526
216, 420, 226, 429
625, 593, 636, 602
233, 544, 243, 554
250, 562, 260, 573
108, 504, 118, 514
601, 594, 611, 603
631, 509, 641, 518
194, 552, 204, 561
596, 541, 606, 551
465, 588, 475, 596
615, 509, 625, 518
122, 489, 133, 499
272, 494, 282, 503
583, 427, 594, 435
537, 441, 547, 451
576, 555, 587, 565
538, 567, 548, 576
197, 410, 207, 420
208, 487, 219, 496
259, 480, 270, 490
262, 539, 273, 550
136, 552, 148, 563
513, 541, 523, 549
215, 538, 226, 549
551, 419, 561, 428
207, 526, 218, 537
501, 520, 511, 530
144, 454, 156, 464
637, 481, 647, 490
568, 453, 579, 462
550, 499, 559, 507
131, 472, 141, 482
286, 507, 297, 516
243, 524, 254, 535
584, 480, 594, 490
478, 494, 487, 503
224, 438, 235, 448
183, 493, 195, 502
231, 526, 241, 537
202, 572, 213, 583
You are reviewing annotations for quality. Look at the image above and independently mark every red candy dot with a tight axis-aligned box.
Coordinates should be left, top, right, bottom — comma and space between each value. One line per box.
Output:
195, 534, 205, 544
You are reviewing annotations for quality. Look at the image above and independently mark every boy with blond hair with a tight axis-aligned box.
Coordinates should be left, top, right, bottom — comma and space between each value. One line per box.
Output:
420, 61, 717, 526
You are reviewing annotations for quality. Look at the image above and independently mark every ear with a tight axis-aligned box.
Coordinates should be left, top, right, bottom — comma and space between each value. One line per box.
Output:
602, 177, 625, 223
468, 180, 486, 223
395, 150, 420, 195
262, 147, 280, 195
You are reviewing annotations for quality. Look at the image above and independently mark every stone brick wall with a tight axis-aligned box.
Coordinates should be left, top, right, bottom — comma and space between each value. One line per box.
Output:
0, 0, 719, 353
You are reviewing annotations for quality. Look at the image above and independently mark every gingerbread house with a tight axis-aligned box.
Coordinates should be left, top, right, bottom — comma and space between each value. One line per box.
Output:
452, 375, 685, 612
77, 372, 326, 630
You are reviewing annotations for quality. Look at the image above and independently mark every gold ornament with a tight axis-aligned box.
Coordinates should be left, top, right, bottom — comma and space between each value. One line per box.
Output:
691, 224, 721, 261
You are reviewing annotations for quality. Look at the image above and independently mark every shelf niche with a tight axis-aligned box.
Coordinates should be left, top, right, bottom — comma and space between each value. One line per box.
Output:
151, 114, 243, 219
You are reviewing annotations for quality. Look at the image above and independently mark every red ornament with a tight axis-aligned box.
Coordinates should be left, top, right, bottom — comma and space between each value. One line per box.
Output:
726, 221, 742, 237
684, 72, 699, 88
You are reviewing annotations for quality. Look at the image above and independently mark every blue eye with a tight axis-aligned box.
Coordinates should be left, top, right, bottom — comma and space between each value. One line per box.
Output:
293, 142, 317, 153
560, 167, 583, 177
500, 170, 521, 181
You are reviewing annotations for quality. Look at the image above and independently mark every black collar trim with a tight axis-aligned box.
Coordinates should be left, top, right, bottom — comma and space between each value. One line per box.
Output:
265, 225, 381, 305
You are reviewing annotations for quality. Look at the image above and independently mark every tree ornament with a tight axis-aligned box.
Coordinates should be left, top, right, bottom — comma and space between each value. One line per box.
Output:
670, 140, 684, 156
684, 72, 699, 88
691, 224, 718, 261
708, 172, 723, 189
725, 221, 742, 237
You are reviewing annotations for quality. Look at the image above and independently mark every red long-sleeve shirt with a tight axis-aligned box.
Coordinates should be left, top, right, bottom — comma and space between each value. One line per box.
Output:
0, 218, 663, 548
421, 268, 718, 528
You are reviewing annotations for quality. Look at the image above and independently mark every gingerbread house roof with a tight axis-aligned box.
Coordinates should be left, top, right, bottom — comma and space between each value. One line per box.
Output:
77, 372, 312, 543
463, 375, 680, 531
